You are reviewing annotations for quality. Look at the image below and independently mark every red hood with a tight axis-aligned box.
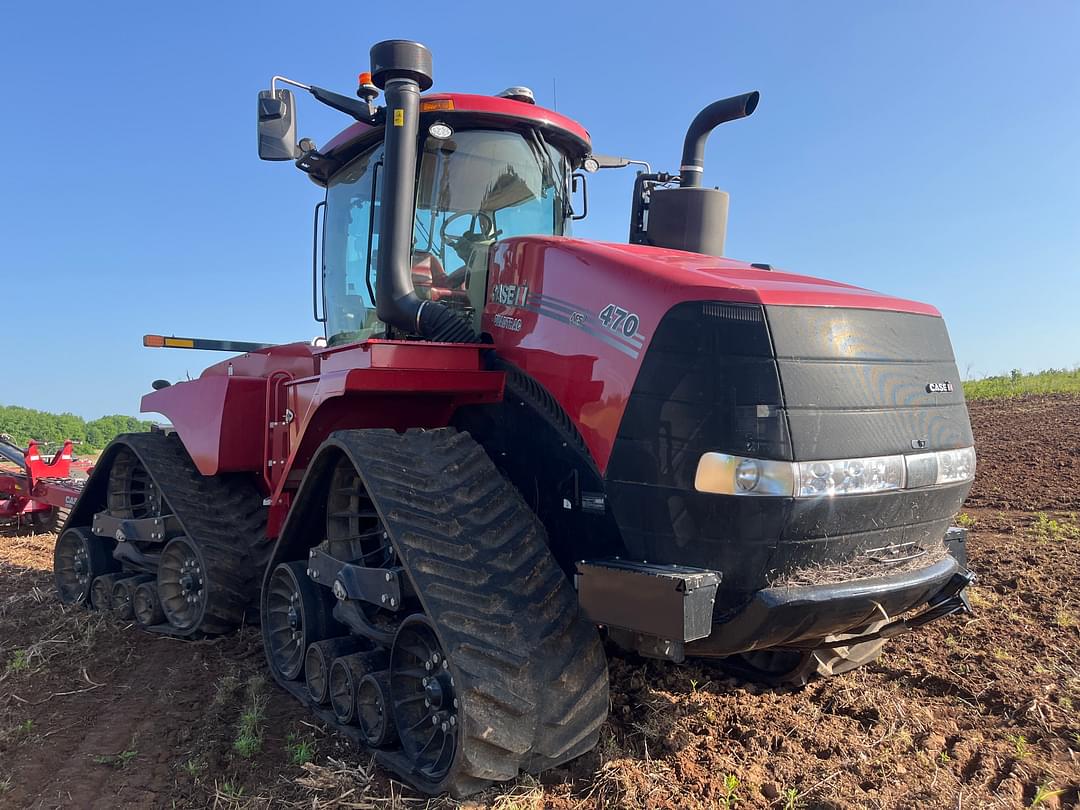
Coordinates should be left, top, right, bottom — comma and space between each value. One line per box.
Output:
560, 239, 940, 317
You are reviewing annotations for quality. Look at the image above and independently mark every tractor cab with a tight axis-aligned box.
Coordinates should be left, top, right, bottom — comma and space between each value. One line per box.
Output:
321, 120, 575, 345
256, 56, 591, 347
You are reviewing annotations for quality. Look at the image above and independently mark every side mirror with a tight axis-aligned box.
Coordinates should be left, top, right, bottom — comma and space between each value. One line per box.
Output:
257, 88, 299, 161
570, 172, 588, 221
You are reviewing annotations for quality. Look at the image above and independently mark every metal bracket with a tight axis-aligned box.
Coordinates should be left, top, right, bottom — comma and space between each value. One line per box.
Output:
91, 511, 183, 544
307, 548, 404, 611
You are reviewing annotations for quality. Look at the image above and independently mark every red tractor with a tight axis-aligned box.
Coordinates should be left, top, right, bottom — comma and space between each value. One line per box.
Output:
53, 40, 976, 796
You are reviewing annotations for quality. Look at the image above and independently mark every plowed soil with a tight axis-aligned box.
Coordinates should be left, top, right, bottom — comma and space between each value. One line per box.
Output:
1, 395, 1078, 809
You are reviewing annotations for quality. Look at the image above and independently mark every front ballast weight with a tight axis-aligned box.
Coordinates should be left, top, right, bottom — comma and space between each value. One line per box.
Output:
576, 559, 721, 662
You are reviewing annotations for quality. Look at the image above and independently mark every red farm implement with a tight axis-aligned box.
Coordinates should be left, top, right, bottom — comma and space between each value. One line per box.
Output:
1, 437, 87, 533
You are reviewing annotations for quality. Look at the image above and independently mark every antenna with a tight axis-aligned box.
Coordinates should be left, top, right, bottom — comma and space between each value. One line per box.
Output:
552, 77, 558, 111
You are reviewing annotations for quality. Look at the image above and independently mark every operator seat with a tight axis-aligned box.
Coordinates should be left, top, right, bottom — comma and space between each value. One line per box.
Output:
411, 251, 470, 305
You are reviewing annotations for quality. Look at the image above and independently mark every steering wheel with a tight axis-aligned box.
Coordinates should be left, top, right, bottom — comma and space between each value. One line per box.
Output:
439, 210, 498, 261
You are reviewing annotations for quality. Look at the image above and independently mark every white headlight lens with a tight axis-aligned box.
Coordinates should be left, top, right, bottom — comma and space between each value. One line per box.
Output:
694, 453, 795, 496
795, 454, 904, 497
695, 446, 975, 498
934, 446, 976, 484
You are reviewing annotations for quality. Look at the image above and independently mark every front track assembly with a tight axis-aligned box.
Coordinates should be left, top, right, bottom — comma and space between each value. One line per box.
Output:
261, 428, 609, 796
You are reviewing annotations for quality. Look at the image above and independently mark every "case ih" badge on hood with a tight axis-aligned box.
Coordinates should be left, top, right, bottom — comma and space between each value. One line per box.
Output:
926, 381, 954, 393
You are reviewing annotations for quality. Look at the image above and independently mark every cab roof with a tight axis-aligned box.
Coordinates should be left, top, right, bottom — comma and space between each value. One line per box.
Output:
317, 93, 591, 178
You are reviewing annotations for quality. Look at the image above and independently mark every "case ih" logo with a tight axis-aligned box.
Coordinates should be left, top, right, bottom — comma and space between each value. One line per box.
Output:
926, 381, 954, 393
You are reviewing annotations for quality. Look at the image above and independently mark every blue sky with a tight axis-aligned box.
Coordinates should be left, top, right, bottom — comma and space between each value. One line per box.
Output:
1, 1, 1077, 418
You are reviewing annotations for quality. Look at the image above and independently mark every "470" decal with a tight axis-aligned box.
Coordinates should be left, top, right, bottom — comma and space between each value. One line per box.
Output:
598, 304, 640, 338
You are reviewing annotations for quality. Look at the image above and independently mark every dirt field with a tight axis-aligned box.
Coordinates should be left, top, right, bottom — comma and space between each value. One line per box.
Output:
1, 395, 1077, 809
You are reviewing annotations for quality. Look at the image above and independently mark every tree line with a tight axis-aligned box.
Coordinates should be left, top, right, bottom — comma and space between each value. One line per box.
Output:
0, 404, 154, 453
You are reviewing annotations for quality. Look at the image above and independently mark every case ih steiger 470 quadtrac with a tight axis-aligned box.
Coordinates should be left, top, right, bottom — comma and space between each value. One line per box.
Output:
53, 40, 977, 796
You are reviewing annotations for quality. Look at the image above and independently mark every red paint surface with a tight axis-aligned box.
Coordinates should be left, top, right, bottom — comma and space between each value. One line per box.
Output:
140, 340, 504, 536
136, 229, 947, 536
484, 236, 943, 473
0, 440, 81, 517
322, 93, 590, 156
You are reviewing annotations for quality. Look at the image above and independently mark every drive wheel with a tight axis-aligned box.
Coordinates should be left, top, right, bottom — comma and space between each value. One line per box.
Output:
265, 561, 335, 680
158, 536, 208, 632
107, 449, 165, 519
54, 527, 114, 605
390, 614, 460, 784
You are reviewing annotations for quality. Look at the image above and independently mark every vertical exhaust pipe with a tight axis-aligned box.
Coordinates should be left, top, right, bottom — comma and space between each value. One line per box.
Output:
679, 91, 759, 188
369, 40, 477, 342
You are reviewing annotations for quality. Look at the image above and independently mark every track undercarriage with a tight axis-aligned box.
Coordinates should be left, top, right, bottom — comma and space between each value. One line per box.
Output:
53, 428, 608, 796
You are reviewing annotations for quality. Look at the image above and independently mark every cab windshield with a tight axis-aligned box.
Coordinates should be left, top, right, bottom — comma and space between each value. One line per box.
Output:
321, 128, 571, 344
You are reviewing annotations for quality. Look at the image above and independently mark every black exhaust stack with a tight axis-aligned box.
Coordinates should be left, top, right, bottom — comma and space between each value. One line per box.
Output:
369, 40, 477, 343
640, 91, 759, 258
678, 92, 759, 188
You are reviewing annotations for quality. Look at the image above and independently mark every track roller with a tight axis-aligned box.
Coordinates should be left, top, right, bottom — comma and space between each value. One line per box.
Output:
54, 527, 115, 606
305, 637, 368, 705
90, 573, 124, 611
357, 671, 397, 748
133, 581, 165, 627
329, 650, 389, 724
265, 561, 337, 680
111, 575, 154, 621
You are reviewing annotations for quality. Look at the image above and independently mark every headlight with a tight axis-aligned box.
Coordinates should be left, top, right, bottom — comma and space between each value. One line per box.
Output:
695, 447, 975, 498
694, 453, 795, 496
795, 455, 904, 497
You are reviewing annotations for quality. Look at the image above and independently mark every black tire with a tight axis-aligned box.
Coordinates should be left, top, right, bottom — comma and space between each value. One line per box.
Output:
265, 562, 337, 681
54, 527, 115, 606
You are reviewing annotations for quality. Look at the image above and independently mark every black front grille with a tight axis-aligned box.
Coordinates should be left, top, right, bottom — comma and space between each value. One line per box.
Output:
604, 301, 974, 607
766, 306, 973, 458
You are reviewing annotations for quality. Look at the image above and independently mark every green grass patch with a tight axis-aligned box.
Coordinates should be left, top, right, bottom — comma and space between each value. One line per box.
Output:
93, 748, 137, 768
5, 649, 29, 675
233, 676, 268, 758
963, 368, 1080, 400
285, 732, 315, 766
1030, 512, 1080, 542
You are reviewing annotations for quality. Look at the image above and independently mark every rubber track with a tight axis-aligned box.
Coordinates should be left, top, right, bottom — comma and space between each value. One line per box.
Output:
332, 428, 609, 795
70, 432, 269, 634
